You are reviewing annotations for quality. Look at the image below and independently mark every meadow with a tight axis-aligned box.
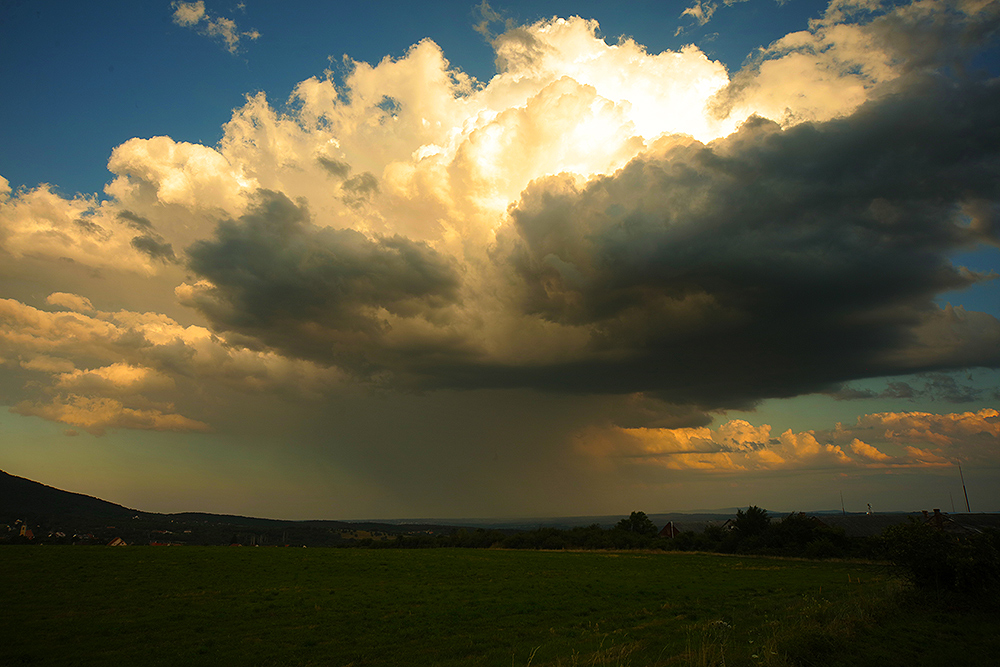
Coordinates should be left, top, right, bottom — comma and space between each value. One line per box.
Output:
0, 546, 992, 666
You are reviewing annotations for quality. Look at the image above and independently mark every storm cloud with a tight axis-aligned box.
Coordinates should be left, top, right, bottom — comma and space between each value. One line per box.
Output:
488, 75, 1000, 405
181, 190, 465, 375
171, 75, 1000, 410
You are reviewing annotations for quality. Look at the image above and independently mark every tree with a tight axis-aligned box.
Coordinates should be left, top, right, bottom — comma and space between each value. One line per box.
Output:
734, 506, 771, 538
615, 511, 658, 537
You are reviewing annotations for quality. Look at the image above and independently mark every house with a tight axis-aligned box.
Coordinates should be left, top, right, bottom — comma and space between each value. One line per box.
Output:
107, 537, 127, 546
919, 509, 1000, 535
658, 521, 681, 538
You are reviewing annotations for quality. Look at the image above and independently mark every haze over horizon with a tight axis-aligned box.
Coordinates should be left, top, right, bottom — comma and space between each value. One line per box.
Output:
2, 0, 999, 521
0, 466, 952, 525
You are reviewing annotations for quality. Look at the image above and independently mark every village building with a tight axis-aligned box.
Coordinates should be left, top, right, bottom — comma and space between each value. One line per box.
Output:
658, 521, 681, 538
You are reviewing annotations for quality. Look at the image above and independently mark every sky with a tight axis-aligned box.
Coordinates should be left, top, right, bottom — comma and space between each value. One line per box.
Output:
1, 0, 999, 521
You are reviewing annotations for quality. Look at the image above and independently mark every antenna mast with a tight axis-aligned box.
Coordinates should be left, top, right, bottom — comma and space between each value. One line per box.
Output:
959, 465, 971, 512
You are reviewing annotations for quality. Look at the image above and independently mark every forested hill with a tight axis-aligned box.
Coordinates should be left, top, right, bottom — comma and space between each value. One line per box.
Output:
0, 469, 477, 545
0, 469, 137, 519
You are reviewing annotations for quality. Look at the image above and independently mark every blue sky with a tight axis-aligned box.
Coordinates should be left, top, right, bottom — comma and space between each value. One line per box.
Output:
1, 1, 998, 520
2, 1, 831, 195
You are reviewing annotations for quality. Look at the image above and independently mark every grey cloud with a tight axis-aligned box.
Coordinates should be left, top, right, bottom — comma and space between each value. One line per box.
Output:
317, 156, 351, 179
184, 190, 463, 373
486, 75, 1000, 406
343, 172, 379, 196
827, 386, 879, 401
921, 373, 983, 403
117, 211, 176, 262
827, 376, 975, 402
131, 235, 176, 263
709, 0, 1000, 121
963, 199, 1000, 244
315, 156, 378, 207
861, 0, 1000, 74
882, 381, 916, 399
74, 218, 107, 238
117, 210, 154, 231
491, 24, 550, 74
601, 393, 716, 430
341, 172, 379, 208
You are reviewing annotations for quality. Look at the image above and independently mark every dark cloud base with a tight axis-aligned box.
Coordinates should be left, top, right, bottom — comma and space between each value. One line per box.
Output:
183, 190, 463, 373
183, 76, 1000, 413
489, 74, 1000, 404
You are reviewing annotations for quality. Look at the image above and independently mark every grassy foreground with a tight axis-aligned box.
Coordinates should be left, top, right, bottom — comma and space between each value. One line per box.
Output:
0, 546, 982, 666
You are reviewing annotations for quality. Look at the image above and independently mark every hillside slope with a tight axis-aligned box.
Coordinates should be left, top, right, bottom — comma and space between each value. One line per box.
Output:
0, 469, 137, 519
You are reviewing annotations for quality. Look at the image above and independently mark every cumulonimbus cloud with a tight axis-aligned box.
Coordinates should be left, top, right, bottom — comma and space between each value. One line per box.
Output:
488, 77, 1000, 404
178, 190, 467, 375
1, 0, 998, 437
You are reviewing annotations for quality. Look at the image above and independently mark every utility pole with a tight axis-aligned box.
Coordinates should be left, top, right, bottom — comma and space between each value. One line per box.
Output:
840, 491, 846, 516
959, 465, 971, 512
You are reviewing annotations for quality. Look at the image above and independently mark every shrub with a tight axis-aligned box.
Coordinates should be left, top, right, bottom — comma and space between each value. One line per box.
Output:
882, 521, 1000, 595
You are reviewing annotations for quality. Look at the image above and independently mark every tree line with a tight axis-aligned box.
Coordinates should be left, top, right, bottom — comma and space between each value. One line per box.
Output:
355, 508, 862, 559
352, 507, 1000, 597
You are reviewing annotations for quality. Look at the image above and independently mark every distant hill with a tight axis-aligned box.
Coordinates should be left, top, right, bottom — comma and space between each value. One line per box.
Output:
0, 468, 741, 532
0, 470, 476, 545
0, 469, 137, 520
9, 468, 966, 542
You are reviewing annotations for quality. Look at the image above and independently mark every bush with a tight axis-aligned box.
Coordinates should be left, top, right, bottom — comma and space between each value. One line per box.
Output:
882, 521, 1000, 595
802, 537, 840, 560
771, 513, 849, 558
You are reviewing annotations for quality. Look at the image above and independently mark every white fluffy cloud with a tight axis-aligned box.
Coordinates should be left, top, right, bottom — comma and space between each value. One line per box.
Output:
577, 408, 999, 472
721, 0, 999, 123
171, 1, 259, 54
106, 136, 252, 215
12, 395, 212, 437
0, 296, 343, 434
0, 184, 168, 274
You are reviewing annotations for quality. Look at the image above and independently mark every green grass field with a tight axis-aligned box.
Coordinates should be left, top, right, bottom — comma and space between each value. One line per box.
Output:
0, 547, 990, 666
